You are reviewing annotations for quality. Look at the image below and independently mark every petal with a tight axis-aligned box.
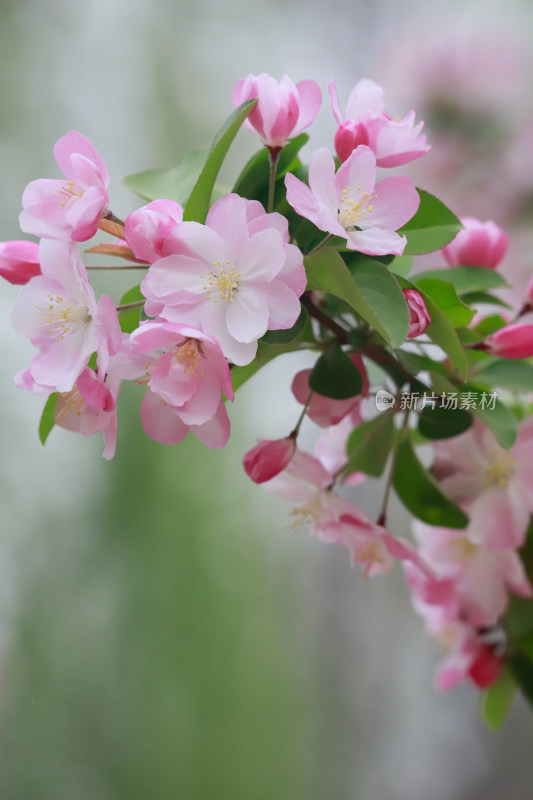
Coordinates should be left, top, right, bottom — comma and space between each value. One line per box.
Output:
140, 390, 189, 445
190, 399, 230, 448
54, 131, 109, 186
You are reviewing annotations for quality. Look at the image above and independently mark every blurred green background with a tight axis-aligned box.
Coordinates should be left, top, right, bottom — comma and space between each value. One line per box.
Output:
1, 1, 533, 798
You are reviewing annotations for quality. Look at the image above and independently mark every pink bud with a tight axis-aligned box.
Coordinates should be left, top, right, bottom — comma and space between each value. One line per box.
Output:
243, 437, 296, 484
0, 240, 41, 285
468, 646, 503, 689
232, 73, 322, 149
485, 324, 533, 359
442, 217, 508, 270
333, 120, 369, 164
402, 289, 431, 338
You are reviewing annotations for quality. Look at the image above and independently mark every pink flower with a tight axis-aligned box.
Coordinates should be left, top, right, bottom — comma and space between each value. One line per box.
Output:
485, 323, 533, 359
11, 240, 121, 393
441, 217, 508, 269
291, 353, 368, 428
339, 510, 395, 577
402, 289, 431, 337
232, 73, 322, 149
124, 199, 184, 263
412, 521, 532, 627
285, 146, 419, 256
314, 409, 365, 485
432, 418, 533, 549
141, 193, 306, 366
130, 320, 233, 449
243, 437, 296, 484
19, 131, 109, 242
0, 240, 41, 285
328, 79, 430, 167
54, 368, 119, 460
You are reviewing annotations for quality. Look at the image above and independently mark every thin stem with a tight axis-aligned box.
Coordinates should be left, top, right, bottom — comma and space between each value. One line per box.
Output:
290, 389, 313, 439
301, 294, 350, 343
116, 299, 145, 313
376, 406, 410, 527
305, 233, 334, 258
102, 209, 126, 227
267, 147, 281, 214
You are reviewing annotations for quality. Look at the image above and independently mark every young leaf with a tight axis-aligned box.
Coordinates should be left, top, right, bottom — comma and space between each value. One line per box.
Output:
398, 189, 462, 255
343, 411, 395, 477
480, 669, 517, 730
415, 278, 475, 328
305, 248, 409, 348
309, 343, 364, 399
39, 393, 58, 445
184, 98, 257, 223
392, 437, 469, 528
470, 358, 533, 392
122, 150, 209, 204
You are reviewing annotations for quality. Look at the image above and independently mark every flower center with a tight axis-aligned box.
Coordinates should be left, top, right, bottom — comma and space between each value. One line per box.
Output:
354, 540, 389, 578
36, 293, 91, 341
58, 181, 85, 208
338, 185, 376, 230
448, 537, 478, 563
202, 260, 240, 303
173, 339, 203, 376
484, 453, 516, 489
55, 387, 85, 422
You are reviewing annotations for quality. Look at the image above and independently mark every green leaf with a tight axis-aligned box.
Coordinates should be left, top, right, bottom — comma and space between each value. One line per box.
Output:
304, 248, 409, 348
118, 285, 144, 333
261, 307, 308, 345
399, 189, 462, 255
232, 133, 309, 205
470, 358, 533, 392
460, 291, 511, 309
413, 266, 508, 294
472, 314, 507, 337
480, 669, 517, 730
122, 150, 209, 204
388, 254, 413, 278
39, 393, 58, 445
415, 277, 475, 328
343, 410, 395, 477
418, 404, 473, 440
184, 99, 257, 223
309, 343, 364, 399
392, 437, 469, 527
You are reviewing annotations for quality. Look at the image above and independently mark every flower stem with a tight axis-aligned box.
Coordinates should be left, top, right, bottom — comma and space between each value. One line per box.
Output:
86, 264, 149, 270
290, 389, 313, 439
267, 147, 281, 213
116, 299, 145, 312
305, 234, 334, 257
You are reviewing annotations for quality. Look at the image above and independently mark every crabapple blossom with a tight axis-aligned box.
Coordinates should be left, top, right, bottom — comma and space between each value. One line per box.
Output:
432, 418, 533, 549
243, 437, 296, 484
129, 320, 233, 449
441, 217, 508, 269
232, 73, 322, 149
328, 79, 430, 167
402, 289, 431, 337
54, 368, 119, 460
285, 146, 419, 256
20, 131, 109, 242
141, 193, 306, 366
485, 323, 533, 359
0, 240, 41, 285
315, 409, 366, 485
11, 239, 121, 393
124, 199, 184, 263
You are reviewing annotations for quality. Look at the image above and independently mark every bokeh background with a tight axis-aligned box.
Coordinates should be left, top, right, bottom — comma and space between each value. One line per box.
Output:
1, 0, 533, 798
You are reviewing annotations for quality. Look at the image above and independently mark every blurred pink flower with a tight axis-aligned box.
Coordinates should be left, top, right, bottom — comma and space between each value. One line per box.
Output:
442, 217, 508, 270
485, 323, 533, 359
243, 437, 296, 484
403, 289, 431, 337
0, 240, 41, 285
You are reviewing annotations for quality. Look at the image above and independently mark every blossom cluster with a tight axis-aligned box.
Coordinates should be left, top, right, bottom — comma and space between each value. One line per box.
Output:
3, 71, 533, 714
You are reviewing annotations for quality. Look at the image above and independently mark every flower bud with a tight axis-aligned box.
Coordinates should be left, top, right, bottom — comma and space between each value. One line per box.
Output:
243, 437, 296, 484
0, 240, 40, 285
333, 120, 369, 164
485, 324, 533, 359
442, 217, 508, 270
403, 289, 431, 338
